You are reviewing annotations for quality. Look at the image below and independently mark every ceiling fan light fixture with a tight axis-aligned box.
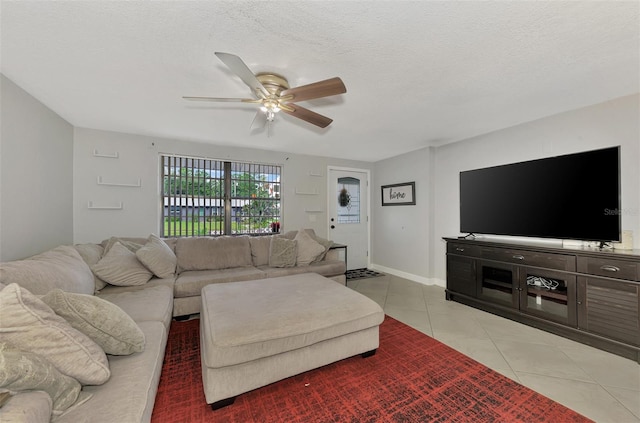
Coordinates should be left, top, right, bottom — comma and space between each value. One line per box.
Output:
262, 98, 281, 112
261, 98, 282, 122
265, 109, 276, 122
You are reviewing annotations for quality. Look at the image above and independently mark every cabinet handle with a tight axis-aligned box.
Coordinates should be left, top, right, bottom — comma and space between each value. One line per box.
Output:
456, 247, 465, 252
512, 255, 525, 260
600, 265, 620, 272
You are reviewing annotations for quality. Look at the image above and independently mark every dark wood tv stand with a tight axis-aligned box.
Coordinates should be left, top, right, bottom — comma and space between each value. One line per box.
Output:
444, 237, 640, 362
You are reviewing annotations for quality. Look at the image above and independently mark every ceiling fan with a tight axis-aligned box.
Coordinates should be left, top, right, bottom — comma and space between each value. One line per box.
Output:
183, 52, 346, 129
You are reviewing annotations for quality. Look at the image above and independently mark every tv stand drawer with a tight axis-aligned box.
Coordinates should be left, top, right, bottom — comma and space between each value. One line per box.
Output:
447, 242, 480, 258
577, 257, 639, 281
481, 247, 576, 271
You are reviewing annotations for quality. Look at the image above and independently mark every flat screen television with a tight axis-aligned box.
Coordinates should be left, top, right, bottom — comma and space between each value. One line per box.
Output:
459, 146, 621, 242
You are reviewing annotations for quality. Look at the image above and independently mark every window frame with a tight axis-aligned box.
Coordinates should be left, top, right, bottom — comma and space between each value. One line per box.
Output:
161, 154, 282, 237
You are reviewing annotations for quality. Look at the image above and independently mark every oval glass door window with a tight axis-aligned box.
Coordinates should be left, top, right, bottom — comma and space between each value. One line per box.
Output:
337, 177, 360, 224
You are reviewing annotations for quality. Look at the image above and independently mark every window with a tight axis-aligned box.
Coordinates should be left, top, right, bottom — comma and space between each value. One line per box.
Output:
161, 155, 281, 237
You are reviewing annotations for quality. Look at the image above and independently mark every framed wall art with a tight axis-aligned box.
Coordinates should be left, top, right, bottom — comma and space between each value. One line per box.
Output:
381, 182, 415, 206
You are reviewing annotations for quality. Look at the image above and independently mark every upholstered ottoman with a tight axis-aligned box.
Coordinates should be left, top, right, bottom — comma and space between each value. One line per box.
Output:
200, 273, 385, 409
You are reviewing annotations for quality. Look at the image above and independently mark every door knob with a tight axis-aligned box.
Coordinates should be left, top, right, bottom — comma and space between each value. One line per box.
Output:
331, 225, 335, 229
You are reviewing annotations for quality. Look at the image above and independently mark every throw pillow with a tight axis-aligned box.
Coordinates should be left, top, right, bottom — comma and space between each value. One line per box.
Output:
41, 289, 145, 355
91, 242, 153, 286
280, 230, 298, 240
0, 284, 110, 385
294, 229, 326, 266
102, 237, 144, 256
0, 342, 81, 414
310, 234, 334, 263
249, 236, 272, 266
74, 243, 108, 292
136, 234, 177, 279
175, 236, 252, 272
268, 237, 298, 268
0, 390, 53, 421
0, 246, 95, 295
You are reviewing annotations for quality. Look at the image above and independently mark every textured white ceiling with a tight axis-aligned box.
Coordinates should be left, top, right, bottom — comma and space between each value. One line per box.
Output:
1, 1, 638, 162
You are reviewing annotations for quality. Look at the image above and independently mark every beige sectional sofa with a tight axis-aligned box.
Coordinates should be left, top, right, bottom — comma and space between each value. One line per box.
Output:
0, 229, 345, 422
172, 231, 346, 317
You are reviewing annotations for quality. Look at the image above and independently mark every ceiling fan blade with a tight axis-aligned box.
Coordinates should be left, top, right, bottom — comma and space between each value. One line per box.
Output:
182, 96, 261, 103
280, 77, 346, 103
280, 104, 333, 128
250, 110, 267, 130
214, 52, 270, 99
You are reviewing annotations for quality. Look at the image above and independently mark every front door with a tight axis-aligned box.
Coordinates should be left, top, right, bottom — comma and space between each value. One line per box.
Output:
328, 168, 369, 270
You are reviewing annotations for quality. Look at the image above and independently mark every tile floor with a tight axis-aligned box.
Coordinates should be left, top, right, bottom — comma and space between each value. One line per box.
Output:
348, 274, 640, 423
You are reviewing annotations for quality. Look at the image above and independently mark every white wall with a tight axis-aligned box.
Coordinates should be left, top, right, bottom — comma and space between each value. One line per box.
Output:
430, 94, 640, 283
0, 74, 74, 261
371, 147, 433, 283
73, 128, 372, 243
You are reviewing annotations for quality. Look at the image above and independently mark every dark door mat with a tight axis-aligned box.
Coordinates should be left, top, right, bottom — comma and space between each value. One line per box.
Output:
346, 268, 384, 281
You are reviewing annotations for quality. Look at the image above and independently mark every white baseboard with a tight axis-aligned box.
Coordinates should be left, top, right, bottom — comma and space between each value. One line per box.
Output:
368, 264, 445, 288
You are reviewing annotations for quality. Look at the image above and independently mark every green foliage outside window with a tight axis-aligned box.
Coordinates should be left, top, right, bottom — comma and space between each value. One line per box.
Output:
163, 168, 222, 196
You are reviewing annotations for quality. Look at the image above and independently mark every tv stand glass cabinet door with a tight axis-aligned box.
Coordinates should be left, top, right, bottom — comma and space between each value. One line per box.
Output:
477, 261, 518, 308
518, 267, 577, 326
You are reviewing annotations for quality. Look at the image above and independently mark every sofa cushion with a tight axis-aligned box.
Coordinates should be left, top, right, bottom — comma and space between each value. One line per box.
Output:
257, 264, 314, 278
97, 281, 174, 329
0, 245, 95, 295
97, 276, 174, 293
174, 267, 266, 298
172, 296, 203, 318
176, 236, 252, 272
136, 234, 177, 279
54, 321, 167, 423
268, 237, 297, 268
74, 243, 108, 292
92, 242, 153, 286
0, 284, 110, 385
258, 259, 346, 279
294, 230, 326, 266
308, 260, 347, 276
41, 289, 145, 356
0, 342, 81, 414
249, 236, 272, 266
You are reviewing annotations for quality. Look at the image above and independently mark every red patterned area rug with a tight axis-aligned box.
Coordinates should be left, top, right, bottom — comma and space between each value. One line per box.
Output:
151, 317, 592, 423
